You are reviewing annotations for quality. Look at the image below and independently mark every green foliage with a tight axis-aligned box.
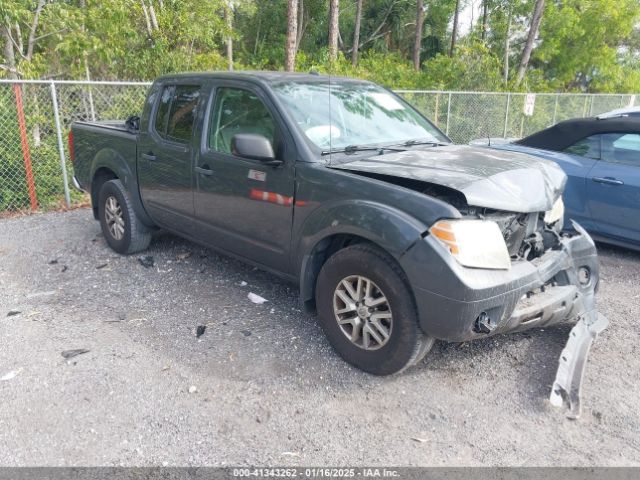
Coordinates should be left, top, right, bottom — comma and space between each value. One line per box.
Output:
1, 0, 639, 92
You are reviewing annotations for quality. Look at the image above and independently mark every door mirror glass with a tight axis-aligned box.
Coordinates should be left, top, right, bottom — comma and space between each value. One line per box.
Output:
232, 133, 276, 161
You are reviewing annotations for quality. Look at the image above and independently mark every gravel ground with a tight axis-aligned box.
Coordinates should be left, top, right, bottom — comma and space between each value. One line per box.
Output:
0, 209, 639, 467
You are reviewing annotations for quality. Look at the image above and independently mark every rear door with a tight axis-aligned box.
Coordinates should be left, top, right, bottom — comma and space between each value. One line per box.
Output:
586, 133, 640, 244
193, 82, 296, 272
138, 83, 203, 229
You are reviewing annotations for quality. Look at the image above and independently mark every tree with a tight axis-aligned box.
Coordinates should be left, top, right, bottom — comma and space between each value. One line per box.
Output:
225, 1, 234, 71
481, 0, 488, 42
328, 0, 339, 62
351, 0, 363, 66
515, 0, 544, 86
285, 0, 298, 71
413, 0, 425, 70
449, 0, 460, 56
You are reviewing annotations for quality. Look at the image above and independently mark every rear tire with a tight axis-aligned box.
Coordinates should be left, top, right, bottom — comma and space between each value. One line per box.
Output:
315, 244, 434, 375
98, 179, 151, 254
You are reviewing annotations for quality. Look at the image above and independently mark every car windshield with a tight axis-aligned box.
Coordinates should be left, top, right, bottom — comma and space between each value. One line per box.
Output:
272, 81, 449, 151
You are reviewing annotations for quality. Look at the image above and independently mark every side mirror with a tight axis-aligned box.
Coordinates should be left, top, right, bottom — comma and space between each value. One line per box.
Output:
231, 134, 280, 165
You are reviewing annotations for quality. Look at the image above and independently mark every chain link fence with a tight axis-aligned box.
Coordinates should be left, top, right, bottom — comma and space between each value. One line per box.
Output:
398, 90, 636, 143
0, 79, 637, 215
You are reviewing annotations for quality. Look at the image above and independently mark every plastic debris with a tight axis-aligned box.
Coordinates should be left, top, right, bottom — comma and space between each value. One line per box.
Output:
188, 385, 197, 394
239, 281, 248, 286
138, 256, 154, 268
61, 349, 90, 359
196, 325, 207, 338
1, 369, 21, 381
6, 310, 21, 317
247, 292, 267, 304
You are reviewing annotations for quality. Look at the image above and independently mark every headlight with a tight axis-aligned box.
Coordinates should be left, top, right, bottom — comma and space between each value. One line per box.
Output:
544, 197, 564, 224
430, 219, 511, 270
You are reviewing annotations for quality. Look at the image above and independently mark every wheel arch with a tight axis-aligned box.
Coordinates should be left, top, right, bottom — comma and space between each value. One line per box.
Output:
89, 149, 155, 228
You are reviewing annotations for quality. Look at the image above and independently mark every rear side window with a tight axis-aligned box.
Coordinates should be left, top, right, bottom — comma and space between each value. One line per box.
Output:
563, 135, 600, 159
601, 133, 640, 165
154, 85, 201, 143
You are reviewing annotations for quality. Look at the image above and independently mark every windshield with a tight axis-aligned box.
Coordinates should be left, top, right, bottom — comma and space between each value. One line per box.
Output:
272, 81, 449, 151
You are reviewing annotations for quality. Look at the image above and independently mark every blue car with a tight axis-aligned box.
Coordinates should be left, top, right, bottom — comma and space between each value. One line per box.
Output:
484, 116, 640, 251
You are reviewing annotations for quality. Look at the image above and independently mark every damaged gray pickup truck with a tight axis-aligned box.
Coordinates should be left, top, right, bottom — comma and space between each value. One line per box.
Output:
70, 72, 607, 416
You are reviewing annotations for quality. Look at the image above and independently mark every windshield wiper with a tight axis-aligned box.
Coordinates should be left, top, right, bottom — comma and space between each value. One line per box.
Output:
400, 139, 449, 147
321, 144, 406, 156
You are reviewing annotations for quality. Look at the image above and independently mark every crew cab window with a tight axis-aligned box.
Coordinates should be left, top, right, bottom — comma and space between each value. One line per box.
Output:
154, 85, 200, 143
563, 135, 600, 159
209, 87, 276, 155
600, 133, 640, 165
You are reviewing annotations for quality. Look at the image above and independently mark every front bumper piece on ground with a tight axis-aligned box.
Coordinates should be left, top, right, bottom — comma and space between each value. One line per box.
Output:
550, 307, 608, 419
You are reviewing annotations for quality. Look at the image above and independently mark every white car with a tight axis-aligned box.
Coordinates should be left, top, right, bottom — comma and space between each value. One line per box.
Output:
596, 105, 640, 119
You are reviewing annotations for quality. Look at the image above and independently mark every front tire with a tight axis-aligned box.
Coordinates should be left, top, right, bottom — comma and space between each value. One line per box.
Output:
98, 179, 151, 254
315, 244, 434, 375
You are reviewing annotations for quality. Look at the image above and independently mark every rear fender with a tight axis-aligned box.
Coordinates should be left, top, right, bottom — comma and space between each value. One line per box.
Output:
90, 148, 154, 228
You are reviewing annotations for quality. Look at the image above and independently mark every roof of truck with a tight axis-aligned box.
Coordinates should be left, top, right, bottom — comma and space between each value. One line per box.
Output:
155, 70, 371, 86
516, 116, 640, 151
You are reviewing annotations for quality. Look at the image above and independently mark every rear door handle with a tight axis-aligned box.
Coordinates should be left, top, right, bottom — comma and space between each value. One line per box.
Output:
195, 165, 213, 176
592, 176, 624, 186
141, 152, 157, 161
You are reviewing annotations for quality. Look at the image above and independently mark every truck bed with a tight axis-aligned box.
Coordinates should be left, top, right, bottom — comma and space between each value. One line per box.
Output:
71, 120, 138, 192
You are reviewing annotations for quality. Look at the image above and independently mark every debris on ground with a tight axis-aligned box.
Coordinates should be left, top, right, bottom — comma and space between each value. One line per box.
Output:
48, 259, 58, 265
411, 437, 428, 443
1, 369, 21, 381
188, 385, 197, 394
96, 263, 108, 269
6, 310, 21, 317
26, 291, 56, 299
61, 349, 90, 359
240, 330, 252, 337
138, 256, 154, 268
196, 325, 207, 338
247, 292, 267, 304
239, 281, 248, 286
61, 265, 68, 272
281, 452, 300, 457
176, 252, 192, 261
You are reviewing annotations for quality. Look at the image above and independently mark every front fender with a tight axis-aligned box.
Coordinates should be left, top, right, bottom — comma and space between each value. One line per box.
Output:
295, 200, 430, 308
296, 199, 429, 262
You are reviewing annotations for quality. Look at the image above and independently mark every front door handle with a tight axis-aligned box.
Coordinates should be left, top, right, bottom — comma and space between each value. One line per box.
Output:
141, 152, 157, 161
592, 176, 624, 186
195, 165, 213, 176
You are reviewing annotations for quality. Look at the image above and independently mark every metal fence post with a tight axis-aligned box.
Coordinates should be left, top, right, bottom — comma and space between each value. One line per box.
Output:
13, 83, 39, 211
503, 93, 511, 138
445, 92, 452, 136
50, 81, 71, 208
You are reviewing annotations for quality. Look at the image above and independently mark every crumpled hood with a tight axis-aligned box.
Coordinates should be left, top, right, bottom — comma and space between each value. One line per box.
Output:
327, 144, 567, 213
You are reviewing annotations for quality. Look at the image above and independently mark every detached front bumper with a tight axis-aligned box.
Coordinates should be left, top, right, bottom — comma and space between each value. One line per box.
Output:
401, 222, 601, 343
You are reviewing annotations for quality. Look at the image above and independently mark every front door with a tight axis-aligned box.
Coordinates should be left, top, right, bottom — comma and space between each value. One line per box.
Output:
138, 83, 202, 229
193, 84, 295, 272
586, 132, 640, 244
